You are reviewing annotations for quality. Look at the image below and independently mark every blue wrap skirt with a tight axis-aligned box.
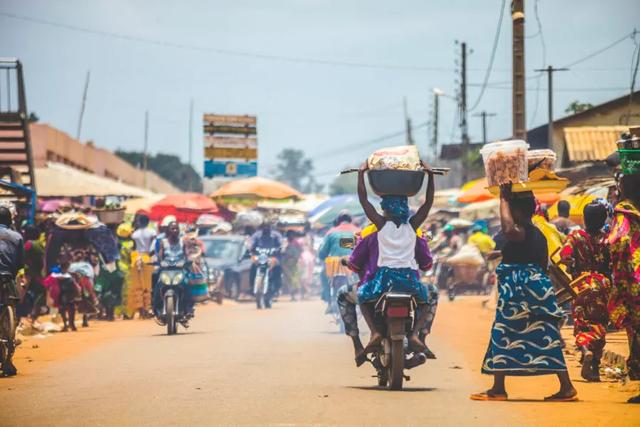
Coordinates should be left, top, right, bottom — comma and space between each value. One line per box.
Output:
357, 267, 428, 304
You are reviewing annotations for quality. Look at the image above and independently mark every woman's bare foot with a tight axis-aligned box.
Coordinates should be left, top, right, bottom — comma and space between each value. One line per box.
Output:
408, 334, 427, 353
363, 331, 383, 353
470, 389, 508, 401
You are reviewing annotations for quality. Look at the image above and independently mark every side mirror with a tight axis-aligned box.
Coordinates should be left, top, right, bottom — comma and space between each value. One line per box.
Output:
339, 237, 355, 249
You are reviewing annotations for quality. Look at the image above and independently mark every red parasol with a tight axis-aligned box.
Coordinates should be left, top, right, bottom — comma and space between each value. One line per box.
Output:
149, 193, 221, 223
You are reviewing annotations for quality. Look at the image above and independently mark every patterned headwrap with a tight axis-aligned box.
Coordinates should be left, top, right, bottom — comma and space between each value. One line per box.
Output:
380, 195, 410, 224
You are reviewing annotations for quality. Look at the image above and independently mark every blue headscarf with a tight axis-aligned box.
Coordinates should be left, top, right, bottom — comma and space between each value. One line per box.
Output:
380, 195, 410, 224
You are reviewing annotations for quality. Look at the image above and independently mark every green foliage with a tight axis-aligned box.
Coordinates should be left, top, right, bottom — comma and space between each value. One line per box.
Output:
116, 150, 202, 192
329, 173, 357, 196
273, 149, 323, 193
565, 100, 594, 115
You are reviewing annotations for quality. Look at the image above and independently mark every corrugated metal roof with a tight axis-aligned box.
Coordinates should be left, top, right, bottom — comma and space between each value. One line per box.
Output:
563, 126, 628, 162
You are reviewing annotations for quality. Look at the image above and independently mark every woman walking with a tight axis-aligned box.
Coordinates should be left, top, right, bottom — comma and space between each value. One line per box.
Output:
471, 185, 577, 402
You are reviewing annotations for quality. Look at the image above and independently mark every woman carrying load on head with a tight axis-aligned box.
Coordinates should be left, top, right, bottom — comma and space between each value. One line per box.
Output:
471, 185, 577, 402
558, 199, 612, 382
355, 160, 435, 357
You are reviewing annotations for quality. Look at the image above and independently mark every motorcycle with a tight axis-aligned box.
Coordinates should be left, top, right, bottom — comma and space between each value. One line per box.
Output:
339, 238, 424, 390
154, 260, 193, 335
252, 247, 279, 309
0, 274, 17, 376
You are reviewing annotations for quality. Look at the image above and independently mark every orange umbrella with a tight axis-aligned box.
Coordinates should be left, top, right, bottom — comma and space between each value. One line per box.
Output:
457, 178, 494, 204
149, 193, 220, 223
210, 177, 302, 200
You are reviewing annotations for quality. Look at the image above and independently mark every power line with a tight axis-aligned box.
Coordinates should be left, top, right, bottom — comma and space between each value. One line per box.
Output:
468, 0, 506, 112
563, 29, 637, 68
0, 10, 454, 72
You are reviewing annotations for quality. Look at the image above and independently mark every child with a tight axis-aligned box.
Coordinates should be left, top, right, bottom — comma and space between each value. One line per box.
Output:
356, 161, 435, 354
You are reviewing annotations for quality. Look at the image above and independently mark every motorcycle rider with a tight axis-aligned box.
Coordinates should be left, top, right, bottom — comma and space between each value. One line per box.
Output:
338, 222, 436, 366
0, 206, 24, 376
249, 220, 283, 305
156, 221, 194, 323
467, 221, 496, 256
318, 210, 359, 308
356, 161, 435, 356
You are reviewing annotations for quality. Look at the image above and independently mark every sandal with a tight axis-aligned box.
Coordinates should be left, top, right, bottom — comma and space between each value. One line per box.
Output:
470, 391, 508, 401
544, 391, 578, 402
355, 351, 368, 367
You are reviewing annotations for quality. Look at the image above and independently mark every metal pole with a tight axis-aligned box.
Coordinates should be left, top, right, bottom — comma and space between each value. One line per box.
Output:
143, 110, 149, 190
76, 70, 90, 141
534, 66, 568, 148
473, 111, 497, 145
460, 42, 469, 183
512, 0, 526, 139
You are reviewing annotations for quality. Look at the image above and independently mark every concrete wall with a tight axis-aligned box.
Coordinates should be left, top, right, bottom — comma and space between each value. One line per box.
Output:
30, 123, 180, 195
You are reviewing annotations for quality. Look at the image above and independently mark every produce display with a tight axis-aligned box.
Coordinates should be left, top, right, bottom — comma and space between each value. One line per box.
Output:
527, 149, 557, 171
483, 147, 528, 186
368, 145, 422, 171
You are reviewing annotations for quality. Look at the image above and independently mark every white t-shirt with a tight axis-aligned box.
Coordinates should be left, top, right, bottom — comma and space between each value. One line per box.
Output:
377, 222, 418, 269
132, 227, 157, 253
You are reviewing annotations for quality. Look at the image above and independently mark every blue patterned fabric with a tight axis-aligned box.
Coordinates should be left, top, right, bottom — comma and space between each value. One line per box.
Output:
357, 266, 428, 303
482, 263, 567, 376
380, 196, 409, 224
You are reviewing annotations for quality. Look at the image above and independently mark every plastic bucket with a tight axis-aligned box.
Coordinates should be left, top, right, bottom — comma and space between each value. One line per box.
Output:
479, 140, 529, 186
527, 149, 556, 171
368, 169, 425, 197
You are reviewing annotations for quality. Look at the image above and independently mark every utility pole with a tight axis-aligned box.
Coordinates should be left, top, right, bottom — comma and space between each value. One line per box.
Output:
143, 110, 149, 190
534, 66, 568, 149
431, 88, 444, 161
459, 42, 470, 183
473, 111, 497, 145
512, 0, 526, 139
76, 70, 90, 141
403, 96, 414, 145
188, 99, 194, 191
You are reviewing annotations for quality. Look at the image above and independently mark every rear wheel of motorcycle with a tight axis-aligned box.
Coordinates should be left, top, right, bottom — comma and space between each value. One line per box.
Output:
388, 340, 404, 390
165, 295, 175, 335
0, 305, 16, 370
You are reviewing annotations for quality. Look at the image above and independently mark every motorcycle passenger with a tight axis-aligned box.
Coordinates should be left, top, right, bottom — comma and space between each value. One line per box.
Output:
318, 211, 359, 306
155, 221, 194, 321
356, 162, 435, 355
249, 221, 283, 302
338, 223, 436, 366
0, 206, 24, 377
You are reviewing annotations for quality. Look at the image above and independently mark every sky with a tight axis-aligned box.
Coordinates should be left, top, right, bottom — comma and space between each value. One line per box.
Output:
1, 0, 638, 186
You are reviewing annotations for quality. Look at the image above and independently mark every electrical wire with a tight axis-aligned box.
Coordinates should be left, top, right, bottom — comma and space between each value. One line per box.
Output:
468, 0, 506, 112
625, 31, 640, 125
562, 30, 637, 68
0, 10, 453, 72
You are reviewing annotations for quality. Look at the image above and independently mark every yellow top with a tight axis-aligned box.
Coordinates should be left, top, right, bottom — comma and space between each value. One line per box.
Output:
467, 231, 496, 254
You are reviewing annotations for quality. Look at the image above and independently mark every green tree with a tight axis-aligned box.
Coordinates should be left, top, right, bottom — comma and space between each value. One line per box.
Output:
329, 173, 358, 196
565, 100, 594, 115
273, 149, 323, 193
116, 150, 202, 192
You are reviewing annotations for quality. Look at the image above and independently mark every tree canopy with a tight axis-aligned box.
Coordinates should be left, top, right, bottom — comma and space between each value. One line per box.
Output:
272, 148, 323, 193
116, 150, 202, 192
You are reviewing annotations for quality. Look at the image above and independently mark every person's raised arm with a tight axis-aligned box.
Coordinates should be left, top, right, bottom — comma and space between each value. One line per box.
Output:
410, 169, 434, 231
499, 184, 525, 242
358, 162, 385, 229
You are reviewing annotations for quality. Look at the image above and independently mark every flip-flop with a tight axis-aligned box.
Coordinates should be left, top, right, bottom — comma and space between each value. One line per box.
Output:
470, 391, 508, 401
355, 351, 368, 367
544, 393, 579, 402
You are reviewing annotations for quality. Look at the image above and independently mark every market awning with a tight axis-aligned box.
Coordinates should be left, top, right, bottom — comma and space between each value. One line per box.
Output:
35, 162, 159, 198
563, 126, 628, 162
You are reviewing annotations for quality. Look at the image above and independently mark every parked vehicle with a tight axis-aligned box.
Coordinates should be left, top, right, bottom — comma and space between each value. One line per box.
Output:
154, 260, 192, 335
200, 235, 252, 300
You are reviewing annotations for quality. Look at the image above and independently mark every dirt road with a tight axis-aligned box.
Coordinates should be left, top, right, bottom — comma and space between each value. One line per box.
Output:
0, 297, 638, 426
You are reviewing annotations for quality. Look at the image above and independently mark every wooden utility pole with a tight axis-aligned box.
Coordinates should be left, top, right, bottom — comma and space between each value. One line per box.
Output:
459, 42, 470, 183
512, 0, 526, 139
534, 66, 568, 149
143, 110, 149, 189
473, 111, 497, 144
76, 70, 90, 141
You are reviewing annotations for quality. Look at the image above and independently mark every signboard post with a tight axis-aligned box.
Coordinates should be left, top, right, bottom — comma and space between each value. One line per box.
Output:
203, 114, 257, 178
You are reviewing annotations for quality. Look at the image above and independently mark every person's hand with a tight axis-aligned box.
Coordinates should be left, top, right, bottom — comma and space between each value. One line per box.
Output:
359, 161, 369, 172
499, 183, 513, 200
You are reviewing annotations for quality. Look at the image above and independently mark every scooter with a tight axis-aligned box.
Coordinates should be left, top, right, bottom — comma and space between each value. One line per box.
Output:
252, 247, 279, 309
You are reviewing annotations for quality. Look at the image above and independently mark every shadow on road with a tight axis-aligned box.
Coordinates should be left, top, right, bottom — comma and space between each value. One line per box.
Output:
148, 331, 209, 337
346, 386, 437, 393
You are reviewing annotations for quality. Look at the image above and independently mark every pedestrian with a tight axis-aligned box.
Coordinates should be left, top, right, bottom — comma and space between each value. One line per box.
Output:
607, 173, 640, 404
44, 258, 80, 332
282, 230, 303, 301
471, 185, 577, 402
20, 224, 47, 322
559, 200, 611, 382
115, 222, 135, 319
551, 200, 577, 235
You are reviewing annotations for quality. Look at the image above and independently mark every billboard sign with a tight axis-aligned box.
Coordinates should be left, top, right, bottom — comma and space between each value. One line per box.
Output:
203, 114, 257, 178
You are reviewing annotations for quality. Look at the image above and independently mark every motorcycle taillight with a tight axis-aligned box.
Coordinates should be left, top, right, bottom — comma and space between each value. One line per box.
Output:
386, 305, 409, 318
